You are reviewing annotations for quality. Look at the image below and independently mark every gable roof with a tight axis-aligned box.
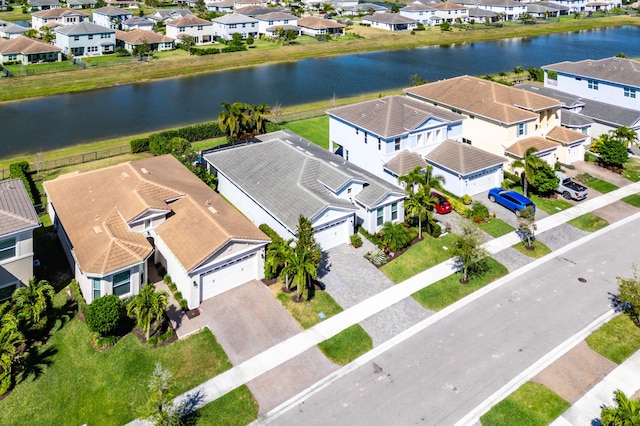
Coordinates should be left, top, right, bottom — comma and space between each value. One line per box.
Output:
166, 15, 212, 27
44, 155, 268, 276
0, 36, 62, 54
543, 57, 640, 88
32, 7, 89, 18
123, 16, 153, 25
545, 126, 588, 145
561, 110, 594, 128
425, 139, 506, 175
29, 0, 59, 5
405, 75, 562, 125
363, 12, 417, 24
0, 179, 40, 237
55, 21, 115, 35
0, 20, 28, 35
212, 13, 259, 24
327, 95, 463, 138
297, 15, 346, 29
384, 150, 428, 177
116, 29, 174, 44
93, 5, 133, 16
253, 11, 296, 20
204, 130, 404, 232
505, 137, 560, 158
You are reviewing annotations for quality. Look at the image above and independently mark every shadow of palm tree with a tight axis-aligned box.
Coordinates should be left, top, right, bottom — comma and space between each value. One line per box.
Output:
18, 345, 58, 383
178, 388, 207, 425
167, 304, 183, 330
53, 297, 77, 332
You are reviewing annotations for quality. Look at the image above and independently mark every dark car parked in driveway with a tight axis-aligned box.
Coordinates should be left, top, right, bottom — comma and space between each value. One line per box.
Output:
488, 188, 536, 216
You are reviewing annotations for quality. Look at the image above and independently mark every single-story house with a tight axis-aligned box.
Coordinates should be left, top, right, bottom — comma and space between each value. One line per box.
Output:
32, 7, 90, 31
297, 16, 346, 37
165, 15, 213, 44
116, 29, 175, 52
0, 36, 63, 64
92, 6, 134, 30
147, 9, 193, 24
28, 0, 60, 11
44, 155, 269, 309
340, 3, 388, 14
362, 12, 418, 31
211, 13, 259, 41
204, 130, 406, 249
205, 0, 235, 13
0, 179, 40, 302
66, 0, 99, 9
122, 16, 154, 31
54, 21, 116, 57
0, 19, 28, 39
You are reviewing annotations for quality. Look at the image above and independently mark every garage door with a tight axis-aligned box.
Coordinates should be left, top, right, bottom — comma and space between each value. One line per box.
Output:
200, 253, 257, 301
466, 170, 499, 196
314, 218, 351, 251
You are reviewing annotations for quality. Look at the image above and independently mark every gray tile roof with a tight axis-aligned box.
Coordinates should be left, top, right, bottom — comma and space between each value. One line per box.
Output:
55, 21, 115, 35
253, 11, 296, 21
29, 0, 59, 5
561, 110, 594, 128
467, 7, 498, 17
363, 12, 417, 24
204, 130, 403, 232
93, 5, 133, 16
327, 95, 464, 138
0, 179, 40, 237
213, 13, 259, 24
543, 57, 640, 88
425, 139, 506, 175
0, 20, 27, 35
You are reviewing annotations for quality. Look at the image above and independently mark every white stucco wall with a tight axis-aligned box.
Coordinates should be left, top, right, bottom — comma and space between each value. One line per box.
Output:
548, 72, 640, 110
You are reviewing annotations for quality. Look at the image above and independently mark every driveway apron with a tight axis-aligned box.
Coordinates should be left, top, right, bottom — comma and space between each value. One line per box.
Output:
321, 244, 431, 347
202, 281, 338, 414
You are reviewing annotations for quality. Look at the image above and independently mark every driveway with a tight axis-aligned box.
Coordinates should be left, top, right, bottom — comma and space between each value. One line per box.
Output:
201, 281, 338, 414
321, 243, 431, 347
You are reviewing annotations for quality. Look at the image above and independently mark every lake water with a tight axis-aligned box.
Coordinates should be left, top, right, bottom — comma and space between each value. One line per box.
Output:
2, 25, 640, 158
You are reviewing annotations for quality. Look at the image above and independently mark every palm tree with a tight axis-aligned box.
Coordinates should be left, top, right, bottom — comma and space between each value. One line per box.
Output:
404, 188, 437, 239
600, 389, 640, 426
512, 147, 539, 197
612, 126, 638, 149
252, 103, 271, 135
281, 247, 319, 301
398, 165, 445, 194
126, 284, 168, 341
379, 221, 412, 252
0, 306, 25, 395
218, 101, 249, 141
265, 238, 294, 290
12, 278, 54, 329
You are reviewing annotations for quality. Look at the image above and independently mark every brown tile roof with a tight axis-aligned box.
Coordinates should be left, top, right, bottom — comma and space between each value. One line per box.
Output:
545, 126, 589, 146
363, 12, 417, 24
116, 29, 175, 44
0, 36, 62, 54
166, 15, 212, 27
425, 139, 506, 175
327, 95, 463, 138
44, 155, 268, 276
384, 150, 428, 176
505, 136, 560, 158
404, 75, 562, 125
32, 7, 89, 18
0, 179, 40, 237
297, 16, 346, 29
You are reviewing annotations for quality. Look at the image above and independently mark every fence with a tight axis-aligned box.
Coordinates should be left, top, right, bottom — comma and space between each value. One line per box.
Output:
275, 106, 329, 124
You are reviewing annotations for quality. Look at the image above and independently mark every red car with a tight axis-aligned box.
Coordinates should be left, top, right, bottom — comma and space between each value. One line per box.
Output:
432, 192, 452, 214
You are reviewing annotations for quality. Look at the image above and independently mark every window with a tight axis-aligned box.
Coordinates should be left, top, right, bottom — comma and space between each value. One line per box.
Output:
391, 203, 398, 221
113, 270, 130, 296
88, 34, 93, 40
355, 128, 359, 135
7, 54, 16, 61
197, 25, 203, 30
517, 123, 527, 137
229, 24, 236, 28
378, 138, 381, 150
394, 138, 401, 151
0, 237, 16, 261
376, 207, 384, 226
179, 26, 185, 32
242, 23, 246, 28
0, 283, 17, 302
625, 87, 636, 98
347, 187, 352, 194
588, 79, 598, 90
284, 19, 289, 24
93, 278, 101, 300
87, 46, 98, 52
100, 33, 109, 39
462, 138, 472, 145
345, 149, 349, 161
364, 132, 368, 144
74, 35, 80, 41
268, 20, 274, 25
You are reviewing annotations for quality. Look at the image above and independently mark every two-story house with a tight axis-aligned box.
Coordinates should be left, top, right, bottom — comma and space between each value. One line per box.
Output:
452, 0, 526, 20
211, 13, 259, 41
54, 21, 116, 56
0, 179, 40, 302
252, 11, 298, 36
32, 8, 89, 31
44, 155, 269, 309
165, 15, 213, 44
92, 6, 133, 30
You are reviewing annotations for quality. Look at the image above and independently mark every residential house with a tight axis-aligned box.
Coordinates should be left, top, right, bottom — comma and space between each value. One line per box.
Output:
0, 36, 63, 64
147, 9, 193, 24
28, 0, 60, 11
205, 0, 235, 12
32, 8, 90, 31
504, 137, 561, 166
542, 57, 640, 111
236, 6, 290, 16
66, 0, 99, 9
0, 179, 40, 302
204, 130, 406, 248
361, 12, 418, 31
105, 0, 139, 7
165, 15, 213, 44
546, 0, 586, 12
526, 2, 563, 17
452, 0, 526, 20
253, 11, 298, 37
116, 29, 175, 52
92, 6, 134, 30
400, 3, 443, 26
44, 155, 269, 309
1, 0, 6, 11
54, 21, 116, 56
297, 16, 346, 37
211, 13, 259, 41
401, 1, 468, 25
467, 7, 499, 22
340, 3, 388, 14
0, 20, 28, 39
122, 16, 154, 31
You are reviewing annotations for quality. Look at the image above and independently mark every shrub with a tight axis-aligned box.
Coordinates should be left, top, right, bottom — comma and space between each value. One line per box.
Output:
379, 222, 412, 252
147, 337, 158, 347
86, 295, 123, 336
174, 291, 183, 300
188, 46, 220, 55
504, 170, 520, 183
449, 198, 469, 216
9, 161, 37, 204
163, 274, 171, 284
429, 222, 442, 238
358, 226, 383, 248
69, 279, 88, 317
350, 233, 363, 248
259, 223, 283, 243
467, 201, 489, 221
168, 282, 177, 292
221, 45, 247, 53
130, 138, 150, 153
461, 194, 473, 205
158, 328, 174, 344
365, 248, 387, 266
179, 299, 188, 310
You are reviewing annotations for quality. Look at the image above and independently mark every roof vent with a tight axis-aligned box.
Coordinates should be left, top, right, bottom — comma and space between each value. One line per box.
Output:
207, 206, 218, 215
141, 167, 149, 174
93, 226, 102, 235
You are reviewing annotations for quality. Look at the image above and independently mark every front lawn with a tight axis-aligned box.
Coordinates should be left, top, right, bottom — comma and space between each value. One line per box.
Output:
586, 314, 640, 364
567, 213, 609, 232
480, 381, 570, 426
511, 240, 552, 258
622, 193, 640, 208
476, 218, 514, 238
623, 157, 640, 182
318, 324, 372, 366
194, 385, 258, 425
282, 115, 330, 149
272, 284, 343, 329
412, 257, 508, 311
511, 187, 572, 215
574, 173, 619, 193
0, 291, 235, 426
381, 233, 457, 284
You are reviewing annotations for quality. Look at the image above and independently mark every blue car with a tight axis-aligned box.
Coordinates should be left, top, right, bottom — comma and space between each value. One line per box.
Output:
487, 188, 536, 216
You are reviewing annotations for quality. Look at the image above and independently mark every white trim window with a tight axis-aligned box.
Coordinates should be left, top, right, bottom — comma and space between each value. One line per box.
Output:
391, 202, 398, 221
92, 277, 101, 300
517, 123, 527, 137
0, 282, 17, 302
0, 237, 16, 262
624, 87, 636, 99
376, 207, 384, 226
113, 270, 130, 296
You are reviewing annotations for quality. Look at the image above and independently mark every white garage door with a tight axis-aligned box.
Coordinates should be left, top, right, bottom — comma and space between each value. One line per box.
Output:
314, 218, 351, 251
200, 253, 257, 301
466, 169, 500, 196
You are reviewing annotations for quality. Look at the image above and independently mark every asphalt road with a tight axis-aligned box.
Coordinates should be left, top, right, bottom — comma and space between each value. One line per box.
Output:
265, 216, 640, 426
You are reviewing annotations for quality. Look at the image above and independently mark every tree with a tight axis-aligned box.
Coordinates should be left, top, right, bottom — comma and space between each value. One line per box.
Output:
127, 284, 168, 341
616, 266, 640, 326
600, 389, 640, 426
398, 165, 444, 194
179, 35, 195, 48
41, 26, 54, 43
514, 147, 558, 196
404, 188, 437, 239
218, 101, 249, 140
265, 238, 294, 289
86, 295, 123, 336
451, 224, 488, 283
23, 29, 38, 39
513, 65, 523, 77
12, 278, 54, 329
281, 216, 321, 301
516, 205, 536, 250
440, 21, 451, 31
0, 306, 25, 395
599, 134, 629, 169
379, 221, 412, 252
246, 34, 254, 46
612, 126, 638, 149
230, 32, 244, 47
250, 103, 271, 135
409, 73, 427, 87
133, 40, 151, 59
138, 362, 181, 426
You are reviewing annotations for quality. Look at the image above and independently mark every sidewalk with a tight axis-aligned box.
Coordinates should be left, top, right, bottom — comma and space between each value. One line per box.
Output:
130, 179, 640, 425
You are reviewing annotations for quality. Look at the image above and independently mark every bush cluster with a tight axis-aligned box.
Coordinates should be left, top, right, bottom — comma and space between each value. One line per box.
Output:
86, 295, 124, 336
69, 279, 88, 317
350, 233, 363, 248
162, 274, 189, 311
259, 223, 283, 243
188, 46, 220, 56
9, 161, 39, 205
358, 226, 383, 248
129, 122, 224, 153
221, 45, 247, 53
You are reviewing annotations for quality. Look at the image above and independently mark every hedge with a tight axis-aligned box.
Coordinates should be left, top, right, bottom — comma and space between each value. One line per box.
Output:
129, 122, 224, 153
70, 279, 88, 317
259, 223, 283, 243
188, 47, 220, 56
221, 45, 247, 53
9, 161, 37, 204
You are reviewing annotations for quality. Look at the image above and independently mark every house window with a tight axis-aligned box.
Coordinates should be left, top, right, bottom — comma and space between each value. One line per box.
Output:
7, 54, 16, 61
394, 138, 401, 151
364, 132, 368, 144
179, 27, 185, 32
0, 283, 17, 302
74, 35, 80, 41
284, 19, 289, 24
0, 237, 16, 261
625, 87, 636, 98
268, 20, 274, 25
517, 123, 527, 137
113, 270, 130, 296
378, 138, 381, 150
144, 219, 151, 229
197, 25, 203, 30
376, 207, 384, 226
355, 128, 359, 135
229, 24, 236, 28
345, 149, 349, 161
391, 202, 398, 221
88, 34, 93, 40
588, 79, 598, 90
242, 23, 246, 28
92, 278, 101, 300
462, 138, 472, 145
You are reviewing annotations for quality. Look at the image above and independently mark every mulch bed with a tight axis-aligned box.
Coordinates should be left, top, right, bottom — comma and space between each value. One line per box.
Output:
184, 308, 200, 319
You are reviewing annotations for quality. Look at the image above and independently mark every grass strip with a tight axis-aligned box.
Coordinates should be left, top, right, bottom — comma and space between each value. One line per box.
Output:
480, 381, 570, 426
476, 218, 514, 238
575, 173, 619, 194
318, 324, 373, 365
193, 385, 258, 425
567, 213, 609, 232
622, 193, 640, 208
282, 115, 330, 149
586, 314, 640, 365
511, 240, 552, 258
273, 285, 343, 329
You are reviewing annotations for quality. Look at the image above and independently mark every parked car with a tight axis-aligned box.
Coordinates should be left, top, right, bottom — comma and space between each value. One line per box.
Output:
432, 192, 452, 214
555, 172, 588, 201
487, 188, 535, 216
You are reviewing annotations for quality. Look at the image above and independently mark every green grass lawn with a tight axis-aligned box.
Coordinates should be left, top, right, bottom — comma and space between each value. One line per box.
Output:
191, 136, 228, 152
318, 324, 372, 366
567, 213, 609, 232
193, 385, 258, 425
381, 233, 457, 284
0, 291, 239, 426
511, 187, 572, 214
480, 382, 570, 426
5, 61, 79, 76
512, 240, 552, 258
282, 115, 330, 149
476, 218, 514, 238
623, 157, 640, 182
575, 173, 619, 193
586, 314, 640, 364
622, 193, 640, 208
412, 257, 508, 311
274, 286, 343, 329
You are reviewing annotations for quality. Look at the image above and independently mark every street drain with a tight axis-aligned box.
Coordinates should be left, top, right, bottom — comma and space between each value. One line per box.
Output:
578, 277, 587, 283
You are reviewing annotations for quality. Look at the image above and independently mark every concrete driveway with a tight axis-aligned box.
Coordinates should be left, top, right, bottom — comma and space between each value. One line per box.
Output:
201, 280, 338, 414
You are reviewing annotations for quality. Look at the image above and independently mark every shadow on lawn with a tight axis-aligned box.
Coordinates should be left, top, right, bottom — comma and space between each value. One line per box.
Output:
17, 346, 58, 384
